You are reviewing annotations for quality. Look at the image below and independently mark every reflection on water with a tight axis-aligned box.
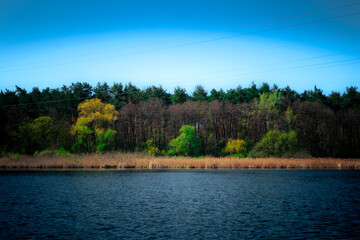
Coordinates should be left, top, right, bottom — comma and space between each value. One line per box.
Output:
0, 170, 359, 239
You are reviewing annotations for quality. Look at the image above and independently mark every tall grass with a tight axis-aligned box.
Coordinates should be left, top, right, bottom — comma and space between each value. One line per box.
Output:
0, 152, 359, 170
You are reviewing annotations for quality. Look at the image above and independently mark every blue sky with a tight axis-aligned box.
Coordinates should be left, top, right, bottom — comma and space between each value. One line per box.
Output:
0, 0, 359, 94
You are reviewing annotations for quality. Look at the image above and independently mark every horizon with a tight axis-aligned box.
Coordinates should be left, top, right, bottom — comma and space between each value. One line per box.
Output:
1, 80, 357, 97
1, 0, 360, 94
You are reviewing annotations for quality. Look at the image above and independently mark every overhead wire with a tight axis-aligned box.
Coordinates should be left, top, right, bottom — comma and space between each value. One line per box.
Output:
150, 57, 360, 87
1, 1, 360, 71
0, 10, 359, 74
3, 39, 359, 90
2, 58, 359, 109
2, 96, 93, 108
0, 2, 359, 92
1, 53, 359, 97
158, 48, 360, 82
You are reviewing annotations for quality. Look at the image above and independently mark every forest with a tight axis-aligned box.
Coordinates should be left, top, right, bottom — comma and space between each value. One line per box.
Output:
0, 82, 359, 158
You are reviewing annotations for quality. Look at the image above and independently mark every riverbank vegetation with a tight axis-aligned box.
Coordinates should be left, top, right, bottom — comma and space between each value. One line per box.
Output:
0, 152, 359, 170
1, 82, 359, 159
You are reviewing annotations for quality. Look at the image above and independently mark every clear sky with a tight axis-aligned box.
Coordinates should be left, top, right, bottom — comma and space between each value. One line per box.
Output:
0, 0, 359, 94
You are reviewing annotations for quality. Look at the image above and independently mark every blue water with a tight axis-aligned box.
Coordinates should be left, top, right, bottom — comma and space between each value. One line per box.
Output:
0, 170, 359, 239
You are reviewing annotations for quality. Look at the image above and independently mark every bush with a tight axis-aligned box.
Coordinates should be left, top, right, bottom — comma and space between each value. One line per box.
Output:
33, 151, 39, 157
167, 149, 175, 156
146, 139, 164, 156
169, 125, 201, 157
34, 148, 71, 158
251, 130, 298, 157
224, 139, 247, 155
35, 150, 56, 158
56, 147, 71, 158
232, 153, 247, 158
248, 150, 267, 158
11, 153, 20, 160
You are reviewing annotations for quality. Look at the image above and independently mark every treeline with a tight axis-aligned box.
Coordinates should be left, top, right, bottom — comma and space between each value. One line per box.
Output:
0, 82, 359, 158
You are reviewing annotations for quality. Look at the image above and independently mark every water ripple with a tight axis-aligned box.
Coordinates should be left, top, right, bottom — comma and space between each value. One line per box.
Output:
0, 170, 359, 239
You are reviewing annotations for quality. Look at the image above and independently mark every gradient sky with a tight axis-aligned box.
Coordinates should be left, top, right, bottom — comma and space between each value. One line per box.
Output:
0, 0, 359, 94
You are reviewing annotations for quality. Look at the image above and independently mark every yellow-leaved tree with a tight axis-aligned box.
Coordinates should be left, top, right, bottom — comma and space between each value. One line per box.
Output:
71, 98, 118, 153
224, 138, 247, 157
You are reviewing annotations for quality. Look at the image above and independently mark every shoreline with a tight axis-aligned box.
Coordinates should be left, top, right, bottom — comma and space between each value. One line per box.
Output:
1, 168, 359, 171
1, 152, 359, 170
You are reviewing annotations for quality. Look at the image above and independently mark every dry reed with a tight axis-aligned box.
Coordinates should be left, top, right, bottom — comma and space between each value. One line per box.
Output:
1, 152, 359, 170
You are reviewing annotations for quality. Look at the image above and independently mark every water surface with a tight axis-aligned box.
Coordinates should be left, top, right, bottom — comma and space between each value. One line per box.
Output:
1, 170, 359, 239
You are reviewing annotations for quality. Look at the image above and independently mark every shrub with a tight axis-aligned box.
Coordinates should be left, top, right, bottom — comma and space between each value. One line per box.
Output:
33, 151, 39, 157
224, 139, 247, 155
11, 153, 20, 160
56, 147, 71, 158
232, 153, 247, 158
35, 150, 56, 158
34, 148, 71, 158
146, 139, 163, 156
169, 125, 201, 157
252, 130, 298, 157
248, 150, 267, 158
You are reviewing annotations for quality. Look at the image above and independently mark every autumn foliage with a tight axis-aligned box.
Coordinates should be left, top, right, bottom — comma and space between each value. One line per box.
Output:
71, 98, 117, 153
224, 139, 247, 155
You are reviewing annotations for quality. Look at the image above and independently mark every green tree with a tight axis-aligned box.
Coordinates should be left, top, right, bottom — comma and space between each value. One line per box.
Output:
284, 106, 296, 130
16, 116, 56, 154
259, 82, 270, 94
253, 130, 298, 157
94, 82, 111, 103
145, 139, 165, 156
257, 91, 282, 131
71, 98, 118, 153
71, 119, 94, 153
208, 88, 225, 102
30, 116, 56, 150
95, 129, 116, 154
171, 87, 188, 104
144, 86, 171, 105
109, 83, 125, 107
124, 83, 143, 103
168, 125, 201, 156
192, 85, 207, 102
343, 86, 360, 112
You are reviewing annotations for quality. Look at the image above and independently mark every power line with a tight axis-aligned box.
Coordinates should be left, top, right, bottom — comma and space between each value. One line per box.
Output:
1, 47, 359, 91
206, 2, 360, 33
2, 96, 93, 108
168, 48, 360, 81
2, 30, 358, 90
0, 11, 359, 74
2, 57, 359, 100
175, 12, 360, 47
151, 56, 360, 87
1, 2, 359, 71
268, 32, 360, 51
159, 36, 360, 80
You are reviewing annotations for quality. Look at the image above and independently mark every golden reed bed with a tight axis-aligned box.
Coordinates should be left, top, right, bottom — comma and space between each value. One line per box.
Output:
1, 152, 359, 170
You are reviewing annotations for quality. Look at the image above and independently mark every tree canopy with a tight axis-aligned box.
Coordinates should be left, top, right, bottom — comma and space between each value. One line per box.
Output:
1, 82, 359, 158
72, 98, 117, 153
169, 125, 201, 156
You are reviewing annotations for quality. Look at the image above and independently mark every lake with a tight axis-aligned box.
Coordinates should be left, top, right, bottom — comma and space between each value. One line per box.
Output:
1, 170, 359, 239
